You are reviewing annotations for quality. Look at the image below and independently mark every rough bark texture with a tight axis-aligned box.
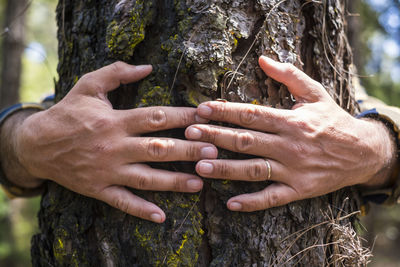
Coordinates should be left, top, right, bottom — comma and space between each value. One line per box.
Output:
32, 1, 363, 266
0, 0, 28, 109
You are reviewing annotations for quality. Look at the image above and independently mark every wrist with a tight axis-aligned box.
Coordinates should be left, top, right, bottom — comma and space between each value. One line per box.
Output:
358, 118, 397, 188
1, 108, 45, 190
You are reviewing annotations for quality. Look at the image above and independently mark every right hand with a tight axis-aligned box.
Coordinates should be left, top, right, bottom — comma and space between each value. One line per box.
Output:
15, 62, 217, 223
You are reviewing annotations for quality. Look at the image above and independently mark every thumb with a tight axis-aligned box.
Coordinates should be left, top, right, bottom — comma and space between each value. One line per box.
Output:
259, 56, 330, 103
74, 62, 153, 96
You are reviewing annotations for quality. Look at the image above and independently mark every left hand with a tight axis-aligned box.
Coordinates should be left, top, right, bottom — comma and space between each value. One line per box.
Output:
185, 56, 396, 212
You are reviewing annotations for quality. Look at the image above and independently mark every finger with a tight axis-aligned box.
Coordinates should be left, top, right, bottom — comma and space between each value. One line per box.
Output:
196, 101, 292, 133
119, 106, 209, 134
227, 183, 299, 212
75, 62, 153, 95
259, 56, 330, 103
99, 185, 166, 223
185, 124, 283, 159
195, 158, 285, 182
119, 164, 203, 192
120, 138, 218, 162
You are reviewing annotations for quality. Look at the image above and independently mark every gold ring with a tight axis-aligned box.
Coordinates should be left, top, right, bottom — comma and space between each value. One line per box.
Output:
265, 159, 272, 180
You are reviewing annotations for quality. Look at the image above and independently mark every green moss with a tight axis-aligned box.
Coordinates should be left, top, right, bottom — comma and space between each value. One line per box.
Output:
138, 85, 172, 107
130, 193, 204, 266
53, 228, 69, 263
161, 34, 181, 53
174, 0, 193, 34
166, 233, 189, 265
186, 89, 211, 107
52, 225, 89, 266
164, 216, 203, 266
177, 17, 193, 34
106, 1, 153, 60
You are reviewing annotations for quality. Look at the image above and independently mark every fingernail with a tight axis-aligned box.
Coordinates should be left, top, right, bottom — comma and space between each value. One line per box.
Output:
260, 55, 270, 61
187, 127, 202, 139
229, 202, 242, 211
195, 114, 209, 123
198, 104, 212, 116
201, 147, 216, 158
150, 213, 163, 223
198, 162, 213, 174
187, 179, 203, 191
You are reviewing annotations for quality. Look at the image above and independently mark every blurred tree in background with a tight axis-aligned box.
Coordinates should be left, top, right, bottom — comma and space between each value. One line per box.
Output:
0, 0, 57, 266
0, 0, 399, 266
0, 0, 28, 110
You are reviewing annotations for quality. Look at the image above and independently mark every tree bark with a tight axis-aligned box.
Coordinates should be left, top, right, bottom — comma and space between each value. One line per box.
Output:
346, 0, 362, 72
32, 1, 364, 266
0, 0, 28, 109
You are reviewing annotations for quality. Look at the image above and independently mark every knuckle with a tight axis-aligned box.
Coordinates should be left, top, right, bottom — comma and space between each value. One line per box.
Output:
92, 116, 115, 130
147, 139, 172, 160
136, 174, 150, 189
260, 109, 279, 129
290, 142, 309, 159
201, 127, 217, 144
110, 61, 123, 74
287, 116, 305, 128
179, 110, 193, 126
239, 106, 258, 126
216, 162, 231, 177
80, 73, 103, 93
244, 197, 260, 211
214, 103, 229, 120
113, 195, 131, 214
263, 190, 280, 208
173, 176, 182, 191
233, 132, 255, 152
79, 73, 92, 84
92, 142, 112, 154
287, 117, 315, 135
185, 144, 199, 159
147, 108, 167, 129
283, 63, 298, 77
245, 161, 264, 181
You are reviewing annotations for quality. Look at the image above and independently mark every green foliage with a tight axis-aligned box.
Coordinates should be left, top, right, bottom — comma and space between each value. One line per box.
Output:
20, 0, 58, 102
0, 190, 11, 260
106, 0, 154, 60
0, 190, 41, 267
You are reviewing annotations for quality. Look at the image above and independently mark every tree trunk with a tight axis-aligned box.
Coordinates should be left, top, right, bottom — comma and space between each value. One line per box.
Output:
32, 1, 365, 266
346, 0, 362, 72
0, 0, 28, 109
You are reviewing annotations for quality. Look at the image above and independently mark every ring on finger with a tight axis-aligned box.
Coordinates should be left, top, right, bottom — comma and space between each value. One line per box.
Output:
264, 158, 272, 180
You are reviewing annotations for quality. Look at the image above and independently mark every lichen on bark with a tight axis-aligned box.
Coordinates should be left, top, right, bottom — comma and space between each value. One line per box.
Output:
31, 1, 363, 266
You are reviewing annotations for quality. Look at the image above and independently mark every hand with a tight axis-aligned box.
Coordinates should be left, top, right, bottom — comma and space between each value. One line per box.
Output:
185, 56, 396, 212
14, 62, 217, 222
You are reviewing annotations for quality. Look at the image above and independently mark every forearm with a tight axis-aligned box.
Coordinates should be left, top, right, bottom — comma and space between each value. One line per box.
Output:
0, 110, 44, 189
